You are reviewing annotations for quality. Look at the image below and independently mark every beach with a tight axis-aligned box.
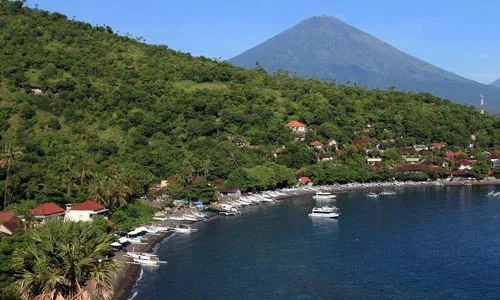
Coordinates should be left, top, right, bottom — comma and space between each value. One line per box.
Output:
112, 179, 500, 300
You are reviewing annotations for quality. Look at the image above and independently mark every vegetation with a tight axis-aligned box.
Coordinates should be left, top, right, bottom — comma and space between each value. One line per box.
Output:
12, 221, 118, 300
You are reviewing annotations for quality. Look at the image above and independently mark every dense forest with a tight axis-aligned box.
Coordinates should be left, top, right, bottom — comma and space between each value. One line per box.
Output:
0, 0, 499, 211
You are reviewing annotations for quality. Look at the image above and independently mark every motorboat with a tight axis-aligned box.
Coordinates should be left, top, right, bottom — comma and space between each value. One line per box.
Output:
169, 215, 185, 221
379, 191, 396, 196
487, 191, 500, 197
313, 192, 336, 200
308, 206, 340, 218
367, 192, 379, 198
174, 224, 198, 233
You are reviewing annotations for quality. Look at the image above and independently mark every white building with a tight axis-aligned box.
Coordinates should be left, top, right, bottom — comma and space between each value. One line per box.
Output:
65, 200, 108, 222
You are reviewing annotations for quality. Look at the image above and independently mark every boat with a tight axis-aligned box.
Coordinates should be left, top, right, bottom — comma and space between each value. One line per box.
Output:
183, 214, 198, 221
219, 209, 241, 216
192, 211, 207, 218
367, 192, 379, 198
379, 191, 396, 196
312, 192, 336, 200
169, 215, 185, 221
153, 216, 168, 221
174, 224, 198, 233
308, 206, 339, 218
125, 251, 158, 260
487, 191, 500, 197
132, 255, 166, 266
127, 237, 147, 244
150, 225, 169, 232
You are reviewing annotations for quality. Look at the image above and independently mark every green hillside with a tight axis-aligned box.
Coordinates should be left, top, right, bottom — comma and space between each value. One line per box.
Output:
0, 1, 499, 210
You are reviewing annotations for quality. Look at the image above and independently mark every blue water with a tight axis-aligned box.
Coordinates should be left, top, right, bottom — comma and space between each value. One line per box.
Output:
131, 186, 500, 300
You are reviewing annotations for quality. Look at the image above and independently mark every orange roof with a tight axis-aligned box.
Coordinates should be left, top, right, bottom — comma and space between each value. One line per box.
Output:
0, 211, 15, 223
310, 140, 324, 147
285, 120, 305, 127
31, 203, 65, 216
72, 200, 106, 211
299, 176, 312, 184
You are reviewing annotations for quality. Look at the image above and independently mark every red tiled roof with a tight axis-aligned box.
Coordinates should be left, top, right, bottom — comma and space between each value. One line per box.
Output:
285, 120, 305, 127
72, 200, 105, 211
166, 175, 177, 183
0, 219, 22, 234
310, 140, 324, 147
31, 203, 65, 216
211, 179, 225, 186
456, 159, 473, 165
0, 211, 15, 223
299, 176, 312, 184
317, 153, 333, 159
397, 164, 423, 172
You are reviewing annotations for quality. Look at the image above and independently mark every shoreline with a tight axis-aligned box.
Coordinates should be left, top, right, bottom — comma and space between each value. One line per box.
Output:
113, 179, 500, 300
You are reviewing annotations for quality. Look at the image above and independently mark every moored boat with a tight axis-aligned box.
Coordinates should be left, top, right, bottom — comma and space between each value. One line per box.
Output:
313, 191, 336, 200
174, 224, 198, 233
308, 206, 339, 218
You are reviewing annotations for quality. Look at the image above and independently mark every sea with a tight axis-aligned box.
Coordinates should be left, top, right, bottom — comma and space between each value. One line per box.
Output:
130, 185, 500, 300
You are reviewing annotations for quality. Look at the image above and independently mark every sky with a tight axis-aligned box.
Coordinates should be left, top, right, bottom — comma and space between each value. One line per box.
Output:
25, 0, 500, 84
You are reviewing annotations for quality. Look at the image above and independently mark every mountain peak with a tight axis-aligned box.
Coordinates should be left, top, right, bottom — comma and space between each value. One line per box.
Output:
229, 16, 500, 110
491, 79, 500, 87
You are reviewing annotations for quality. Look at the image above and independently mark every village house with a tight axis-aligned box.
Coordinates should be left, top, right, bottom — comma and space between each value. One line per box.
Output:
30, 203, 66, 225
65, 200, 108, 222
285, 120, 307, 132
430, 142, 446, 151
298, 176, 313, 186
30, 83, 43, 95
0, 211, 22, 236
317, 152, 333, 162
456, 159, 473, 170
413, 144, 428, 152
309, 140, 324, 150
220, 188, 241, 199
327, 139, 338, 151
403, 157, 420, 164
366, 157, 382, 165
160, 175, 177, 188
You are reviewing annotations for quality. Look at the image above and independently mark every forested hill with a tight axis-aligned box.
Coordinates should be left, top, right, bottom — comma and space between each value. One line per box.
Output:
0, 1, 499, 208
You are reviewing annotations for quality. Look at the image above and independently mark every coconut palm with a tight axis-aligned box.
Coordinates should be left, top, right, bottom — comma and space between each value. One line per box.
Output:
0, 142, 22, 209
88, 167, 133, 208
12, 221, 119, 300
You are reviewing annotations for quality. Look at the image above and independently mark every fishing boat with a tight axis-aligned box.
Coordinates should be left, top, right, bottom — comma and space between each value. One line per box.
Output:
169, 215, 185, 221
125, 251, 158, 260
174, 224, 198, 233
313, 191, 336, 200
367, 192, 379, 198
379, 191, 396, 196
183, 214, 198, 221
132, 255, 166, 266
150, 225, 169, 232
308, 206, 340, 218
127, 237, 147, 244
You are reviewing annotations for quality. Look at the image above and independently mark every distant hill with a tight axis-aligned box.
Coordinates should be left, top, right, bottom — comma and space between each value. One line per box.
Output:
491, 79, 500, 88
230, 16, 500, 112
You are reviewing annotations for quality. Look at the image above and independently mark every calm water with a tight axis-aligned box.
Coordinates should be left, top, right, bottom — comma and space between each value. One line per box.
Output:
131, 186, 500, 300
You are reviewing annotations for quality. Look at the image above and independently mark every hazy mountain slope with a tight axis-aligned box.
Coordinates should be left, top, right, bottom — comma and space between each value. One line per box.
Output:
230, 16, 500, 111
491, 79, 500, 87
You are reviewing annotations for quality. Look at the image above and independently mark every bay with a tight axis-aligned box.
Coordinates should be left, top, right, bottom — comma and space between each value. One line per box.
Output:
131, 185, 500, 300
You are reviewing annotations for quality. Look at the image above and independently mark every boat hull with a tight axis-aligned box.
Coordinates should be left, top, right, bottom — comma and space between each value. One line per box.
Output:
308, 212, 339, 218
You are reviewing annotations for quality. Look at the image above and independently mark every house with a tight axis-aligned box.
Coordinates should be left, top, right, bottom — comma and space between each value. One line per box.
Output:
430, 142, 446, 150
366, 157, 382, 165
30, 84, 43, 95
403, 157, 420, 164
309, 140, 324, 150
298, 176, 313, 186
397, 164, 424, 173
160, 175, 177, 188
456, 159, 473, 170
31, 203, 65, 225
413, 145, 428, 152
0, 211, 22, 236
352, 136, 369, 147
220, 188, 241, 199
65, 200, 108, 222
317, 153, 333, 162
327, 139, 338, 150
285, 120, 307, 132
293, 132, 306, 142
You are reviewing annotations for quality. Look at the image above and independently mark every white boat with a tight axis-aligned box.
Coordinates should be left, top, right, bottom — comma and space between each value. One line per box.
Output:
308, 206, 340, 218
174, 225, 198, 233
192, 211, 207, 218
125, 252, 158, 260
133, 256, 166, 266
150, 225, 169, 232
367, 192, 379, 198
153, 216, 168, 221
127, 237, 147, 244
183, 214, 198, 221
313, 192, 336, 200
487, 191, 500, 197
379, 191, 396, 196
169, 215, 185, 221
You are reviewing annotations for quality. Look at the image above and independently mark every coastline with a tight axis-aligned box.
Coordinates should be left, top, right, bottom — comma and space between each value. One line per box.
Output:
112, 179, 500, 300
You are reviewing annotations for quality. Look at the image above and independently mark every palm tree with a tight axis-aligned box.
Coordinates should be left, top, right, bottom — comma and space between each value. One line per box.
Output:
12, 221, 119, 300
88, 167, 133, 208
0, 142, 22, 209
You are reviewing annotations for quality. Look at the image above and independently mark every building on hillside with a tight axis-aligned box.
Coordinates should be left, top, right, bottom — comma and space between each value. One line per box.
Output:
298, 176, 313, 186
220, 188, 241, 199
65, 200, 108, 222
160, 175, 177, 188
30, 83, 43, 95
31, 203, 65, 225
366, 157, 382, 165
413, 145, 428, 152
327, 139, 338, 150
317, 153, 333, 162
0, 211, 22, 236
456, 159, 473, 170
309, 140, 324, 150
430, 142, 446, 150
403, 157, 420, 164
285, 120, 307, 132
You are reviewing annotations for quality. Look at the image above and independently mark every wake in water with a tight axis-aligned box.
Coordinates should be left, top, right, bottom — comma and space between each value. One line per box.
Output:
127, 268, 144, 300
